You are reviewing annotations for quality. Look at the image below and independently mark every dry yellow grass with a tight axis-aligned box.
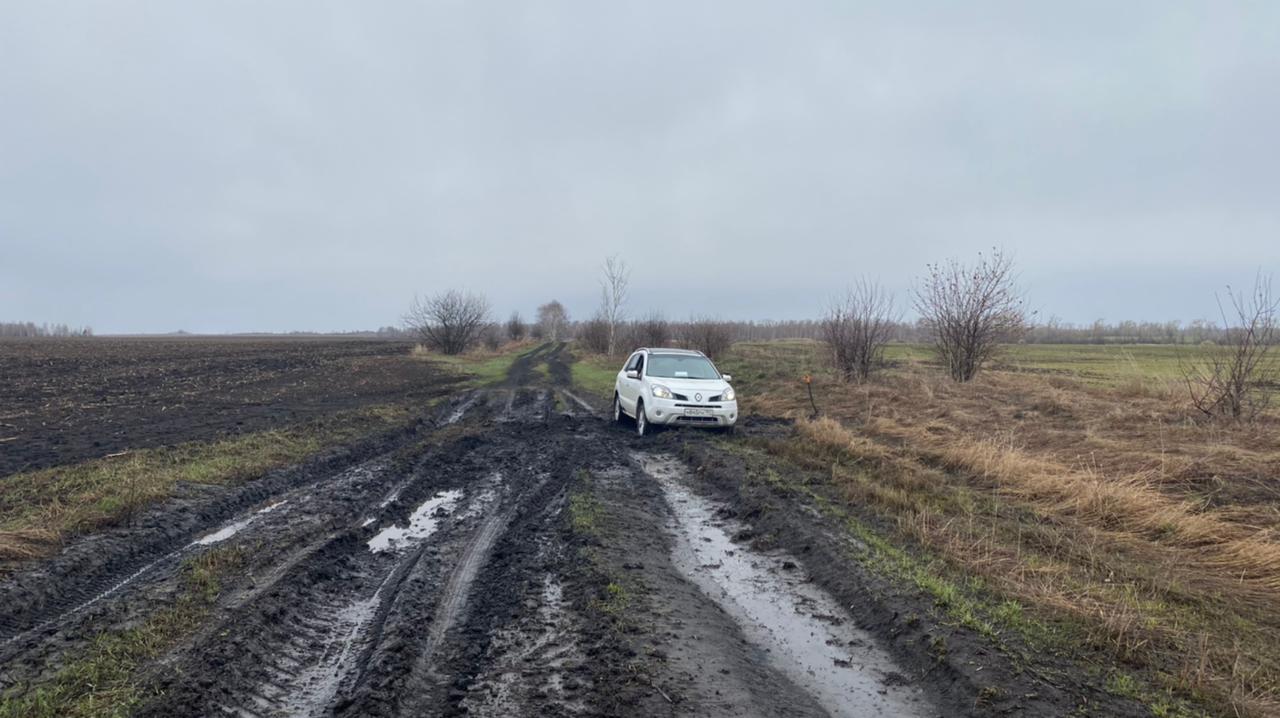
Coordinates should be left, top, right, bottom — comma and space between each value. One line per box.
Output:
0, 529, 60, 561
731, 342, 1280, 717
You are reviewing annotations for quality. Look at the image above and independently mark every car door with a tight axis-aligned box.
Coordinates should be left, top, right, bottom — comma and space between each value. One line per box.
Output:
618, 352, 642, 413
630, 352, 646, 412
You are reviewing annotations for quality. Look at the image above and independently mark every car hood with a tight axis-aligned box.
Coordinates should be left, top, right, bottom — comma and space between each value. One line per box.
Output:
648, 378, 731, 397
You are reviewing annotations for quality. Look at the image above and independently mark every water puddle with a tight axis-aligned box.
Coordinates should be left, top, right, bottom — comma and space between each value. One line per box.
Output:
367, 489, 464, 553
191, 500, 288, 547
639, 454, 932, 718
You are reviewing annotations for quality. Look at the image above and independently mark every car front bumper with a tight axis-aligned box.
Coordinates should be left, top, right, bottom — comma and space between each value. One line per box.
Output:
644, 398, 738, 427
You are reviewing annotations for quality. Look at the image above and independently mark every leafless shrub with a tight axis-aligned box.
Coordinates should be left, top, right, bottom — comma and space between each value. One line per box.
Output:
506, 312, 526, 341
599, 255, 630, 355
536, 300, 569, 342
679, 317, 734, 359
1183, 273, 1278, 420
481, 323, 503, 351
404, 290, 491, 355
577, 315, 611, 354
633, 311, 671, 348
913, 248, 1029, 382
822, 279, 898, 382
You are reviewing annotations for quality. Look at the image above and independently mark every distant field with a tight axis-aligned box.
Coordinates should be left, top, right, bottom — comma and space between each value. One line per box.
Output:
568, 340, 1217, 402
727, 339, 1212, 386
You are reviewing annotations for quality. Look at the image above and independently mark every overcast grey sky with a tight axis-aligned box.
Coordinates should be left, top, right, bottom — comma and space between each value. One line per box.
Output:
2, 2, 1277, 333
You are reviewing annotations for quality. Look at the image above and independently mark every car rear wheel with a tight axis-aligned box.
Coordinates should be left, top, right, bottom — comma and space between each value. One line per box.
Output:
635, 399, 648, 437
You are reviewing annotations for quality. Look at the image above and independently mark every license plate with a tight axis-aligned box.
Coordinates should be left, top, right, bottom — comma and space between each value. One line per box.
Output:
683, 407, 714, 417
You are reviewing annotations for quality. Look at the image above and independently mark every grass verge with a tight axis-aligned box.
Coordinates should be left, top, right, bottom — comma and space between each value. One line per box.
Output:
697, 339, 1280, 716
410, 343, 526, 386
707, 436, 1209, 717
567, 348, 618, 401
0, 405, 413, 563
0, 546, 245, 718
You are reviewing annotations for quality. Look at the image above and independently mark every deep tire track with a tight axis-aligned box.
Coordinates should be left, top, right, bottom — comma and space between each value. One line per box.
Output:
0, 422, 425, 677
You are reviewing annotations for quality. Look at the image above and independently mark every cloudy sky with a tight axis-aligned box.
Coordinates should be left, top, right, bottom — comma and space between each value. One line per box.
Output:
2, 2, 1277, 333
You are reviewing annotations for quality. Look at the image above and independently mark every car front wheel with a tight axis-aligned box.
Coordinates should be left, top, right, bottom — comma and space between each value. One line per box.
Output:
635, 399, 648, 437
613, 393, 624, 424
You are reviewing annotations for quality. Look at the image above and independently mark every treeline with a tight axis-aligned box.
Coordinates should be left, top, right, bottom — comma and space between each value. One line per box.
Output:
0, 322, 94, 338
567, 317, 1245, 348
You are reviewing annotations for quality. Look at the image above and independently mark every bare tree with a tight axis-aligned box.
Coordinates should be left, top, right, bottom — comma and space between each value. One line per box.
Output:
913, 248, 1029, 382
822, 279, 898, 382
404, 290, 491, 355
506, 312, 526, 341
1183, 273, 1278, 420
536, 301, 569, 342
680, 317, 734, 359
599, 256, 630, 356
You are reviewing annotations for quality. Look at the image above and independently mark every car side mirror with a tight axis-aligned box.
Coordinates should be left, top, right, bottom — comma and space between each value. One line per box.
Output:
625, 370, 639, 379
722, 374, 732, 382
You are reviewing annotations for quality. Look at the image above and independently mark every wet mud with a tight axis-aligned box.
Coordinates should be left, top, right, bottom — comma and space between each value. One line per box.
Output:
0, 343, 1139, 716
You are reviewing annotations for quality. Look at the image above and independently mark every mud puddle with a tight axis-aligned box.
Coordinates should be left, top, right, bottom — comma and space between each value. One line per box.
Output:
368, 489, 464, 553
640, 454, 933, 718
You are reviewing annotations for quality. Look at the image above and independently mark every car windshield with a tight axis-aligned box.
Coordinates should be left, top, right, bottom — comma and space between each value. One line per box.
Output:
645, 354, 720, 380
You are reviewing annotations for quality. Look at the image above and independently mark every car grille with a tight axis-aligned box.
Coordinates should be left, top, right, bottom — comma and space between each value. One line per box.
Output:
671, 392, 689, 401
675, 415, 719, 423
674, 403, 722, 409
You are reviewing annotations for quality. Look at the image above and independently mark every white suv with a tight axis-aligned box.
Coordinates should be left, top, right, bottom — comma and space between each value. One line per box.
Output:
613, 348, 738, 436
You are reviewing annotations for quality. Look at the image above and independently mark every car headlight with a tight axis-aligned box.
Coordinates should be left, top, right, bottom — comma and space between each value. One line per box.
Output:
721, 386, 736, 402
651, 384, 674, 400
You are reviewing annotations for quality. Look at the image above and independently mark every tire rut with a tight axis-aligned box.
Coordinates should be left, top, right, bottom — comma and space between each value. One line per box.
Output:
4, 358, 1007, 718
0, 427, 423, 683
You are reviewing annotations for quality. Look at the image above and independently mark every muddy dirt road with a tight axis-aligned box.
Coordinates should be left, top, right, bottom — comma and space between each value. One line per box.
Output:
0, 344, 1131, 717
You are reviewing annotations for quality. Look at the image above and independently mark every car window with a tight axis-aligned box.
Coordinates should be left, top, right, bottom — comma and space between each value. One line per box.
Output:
624, 353, 640, 371
645, 354, 720, 380
635, 354, 645, 375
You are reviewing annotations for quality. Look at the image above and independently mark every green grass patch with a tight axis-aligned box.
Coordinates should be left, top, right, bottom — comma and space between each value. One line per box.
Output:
411, 344, 525, 387
0, 546, 245, 718
595, 581, 631, 619
568, 470, 603, 536
0, 405, 413, 561
568, 349, 618, 401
